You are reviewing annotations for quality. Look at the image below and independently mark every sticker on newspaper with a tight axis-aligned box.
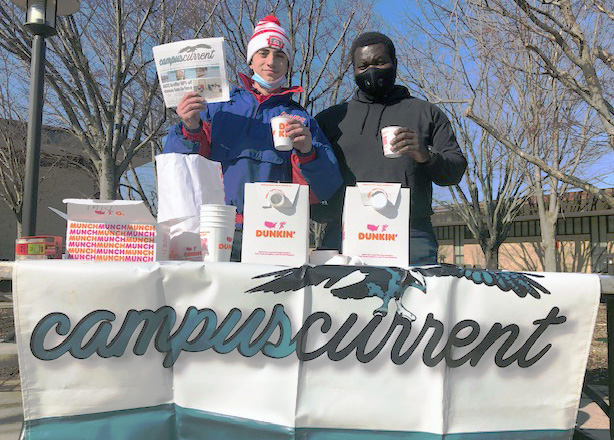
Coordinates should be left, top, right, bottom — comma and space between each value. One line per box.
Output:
153, 37, 230, 108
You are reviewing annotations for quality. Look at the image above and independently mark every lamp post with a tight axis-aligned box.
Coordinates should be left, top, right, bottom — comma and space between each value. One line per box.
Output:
10, 0, 80, 236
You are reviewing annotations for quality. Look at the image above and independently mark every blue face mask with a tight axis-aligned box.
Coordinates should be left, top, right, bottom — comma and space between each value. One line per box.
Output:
252, 72, 287, 91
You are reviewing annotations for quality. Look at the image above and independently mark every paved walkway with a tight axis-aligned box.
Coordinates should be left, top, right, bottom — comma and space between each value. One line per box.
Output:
577, 389, 610, 440
0, 343, 21, 440
0, 340, 611, 440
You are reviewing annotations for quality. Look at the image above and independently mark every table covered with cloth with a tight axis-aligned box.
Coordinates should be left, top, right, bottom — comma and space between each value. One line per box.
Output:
12, 260, 600, 440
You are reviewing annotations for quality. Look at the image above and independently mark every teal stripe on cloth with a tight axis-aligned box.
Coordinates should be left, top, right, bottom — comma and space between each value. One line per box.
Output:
176, 404, 295, 440
25, 403, 177, 440
294, 428, 573, 440
23, 403, 574, 440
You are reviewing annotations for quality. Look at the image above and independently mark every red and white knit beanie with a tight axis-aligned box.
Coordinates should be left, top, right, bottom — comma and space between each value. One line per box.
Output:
246, 15, 292, 64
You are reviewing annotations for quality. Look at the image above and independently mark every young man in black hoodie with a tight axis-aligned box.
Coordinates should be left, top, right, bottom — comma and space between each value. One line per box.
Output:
315, 32, 467, 265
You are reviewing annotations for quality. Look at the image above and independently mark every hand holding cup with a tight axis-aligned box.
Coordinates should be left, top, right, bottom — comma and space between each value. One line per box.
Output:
388, 126, 430, 163
271, 116, 313, 153
177, 92, 206, 131
284, 119, 313, 154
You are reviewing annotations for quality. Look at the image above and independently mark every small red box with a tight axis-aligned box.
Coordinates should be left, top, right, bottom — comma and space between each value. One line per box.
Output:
15, 236, 63, 260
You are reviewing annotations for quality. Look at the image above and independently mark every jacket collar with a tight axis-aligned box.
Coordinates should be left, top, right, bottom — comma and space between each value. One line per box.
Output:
239, 73, 303, 104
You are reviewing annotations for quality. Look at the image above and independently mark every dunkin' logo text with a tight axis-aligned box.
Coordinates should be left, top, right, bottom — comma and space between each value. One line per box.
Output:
278, 112, 306, 124
256, 230, 295, 238
359, 224, 396, 241
219, 239, 232, 250
257, 221, 294, 238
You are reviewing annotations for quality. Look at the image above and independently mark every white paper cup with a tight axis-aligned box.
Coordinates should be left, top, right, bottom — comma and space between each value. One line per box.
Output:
200, 213, 236, 220
200, 215, 236, 227
200, 220, 236, 227
200, 226, 234, 262
381, 126, 402, 158
271, 115, 294, 151
200, 211, 236, 215
200, 204, 237, 214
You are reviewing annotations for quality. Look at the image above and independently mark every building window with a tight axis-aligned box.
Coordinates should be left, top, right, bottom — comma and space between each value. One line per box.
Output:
521, 221, 529, 237
565, 218, 573, 235
464, 226, 473, 240
582, 217, 591, 234
529, 220, 536, 236
608, 215, 614, 233
514, 222, 522, 237
574, 217, 582, 235
557, 219, 565, 235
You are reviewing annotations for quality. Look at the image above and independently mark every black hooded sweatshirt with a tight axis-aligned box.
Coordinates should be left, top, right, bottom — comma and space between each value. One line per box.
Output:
315, 85, 467, 235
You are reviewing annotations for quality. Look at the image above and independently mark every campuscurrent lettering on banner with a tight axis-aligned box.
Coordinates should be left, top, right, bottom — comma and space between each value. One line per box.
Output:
12, 260, 600, 440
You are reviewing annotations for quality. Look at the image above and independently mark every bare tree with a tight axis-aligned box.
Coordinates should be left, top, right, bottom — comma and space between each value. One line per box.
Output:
461, 0, 614, 208
0, 53, 26, 233
396, 0, 611, 271
510, 57, 605, 271
435, 0, 612, 269
0, 0, 196, 200
393, 3, 532, 269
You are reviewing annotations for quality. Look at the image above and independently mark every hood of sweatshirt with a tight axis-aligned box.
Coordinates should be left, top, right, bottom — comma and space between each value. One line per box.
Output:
351, 85, 413, 136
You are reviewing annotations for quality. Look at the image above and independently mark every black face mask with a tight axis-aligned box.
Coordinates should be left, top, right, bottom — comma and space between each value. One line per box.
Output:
355, 67, 396, 99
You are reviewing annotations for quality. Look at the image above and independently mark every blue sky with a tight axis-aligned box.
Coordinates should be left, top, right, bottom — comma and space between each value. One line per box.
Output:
375, 0, 410, 24
374, 0, 614, 193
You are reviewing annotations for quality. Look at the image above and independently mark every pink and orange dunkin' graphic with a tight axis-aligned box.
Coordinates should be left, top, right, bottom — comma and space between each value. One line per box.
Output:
66, 222, 156, 262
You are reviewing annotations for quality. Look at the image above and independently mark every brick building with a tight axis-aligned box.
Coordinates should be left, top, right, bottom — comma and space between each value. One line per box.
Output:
0, 121, 152, 260
433, 189, 614, 273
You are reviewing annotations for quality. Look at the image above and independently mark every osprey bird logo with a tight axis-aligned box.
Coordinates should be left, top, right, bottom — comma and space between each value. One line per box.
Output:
247, 264, 550, 319
178, 43, 212, 53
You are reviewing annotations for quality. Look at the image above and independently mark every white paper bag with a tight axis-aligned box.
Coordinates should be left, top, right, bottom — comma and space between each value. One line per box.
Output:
342, 182, 410, 267
155, 153, 226, 260
242, 183, 309, 266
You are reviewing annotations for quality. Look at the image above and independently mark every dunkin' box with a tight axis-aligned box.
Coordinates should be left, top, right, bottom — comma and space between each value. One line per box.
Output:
342, 182, 410, 267
50, 199, 170, 262
242, 183, 309, 266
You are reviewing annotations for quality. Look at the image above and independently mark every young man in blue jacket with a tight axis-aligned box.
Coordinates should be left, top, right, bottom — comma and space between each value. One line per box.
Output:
162, 15, 343, 260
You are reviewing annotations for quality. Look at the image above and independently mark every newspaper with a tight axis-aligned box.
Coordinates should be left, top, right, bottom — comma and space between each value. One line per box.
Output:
153, 37, 230, 108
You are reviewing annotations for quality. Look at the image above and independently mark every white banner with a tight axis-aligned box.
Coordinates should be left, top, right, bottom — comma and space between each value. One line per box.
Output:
13, 261, 599, 439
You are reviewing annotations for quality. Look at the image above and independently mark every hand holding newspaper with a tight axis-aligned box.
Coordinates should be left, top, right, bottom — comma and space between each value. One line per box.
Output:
153, 37, 230, 108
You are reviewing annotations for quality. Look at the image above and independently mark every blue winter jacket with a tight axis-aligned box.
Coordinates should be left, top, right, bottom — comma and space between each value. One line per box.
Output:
162, 76, 343, 215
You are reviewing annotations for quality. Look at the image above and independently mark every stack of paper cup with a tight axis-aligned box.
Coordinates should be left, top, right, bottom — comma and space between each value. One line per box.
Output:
200, 204, 237, 262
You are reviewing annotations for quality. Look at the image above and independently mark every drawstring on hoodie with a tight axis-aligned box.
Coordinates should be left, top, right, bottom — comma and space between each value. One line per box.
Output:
360, 104, 370, 135
355, 86, 411, 137
359, 102, 388, 138
376, 105, 387, 138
